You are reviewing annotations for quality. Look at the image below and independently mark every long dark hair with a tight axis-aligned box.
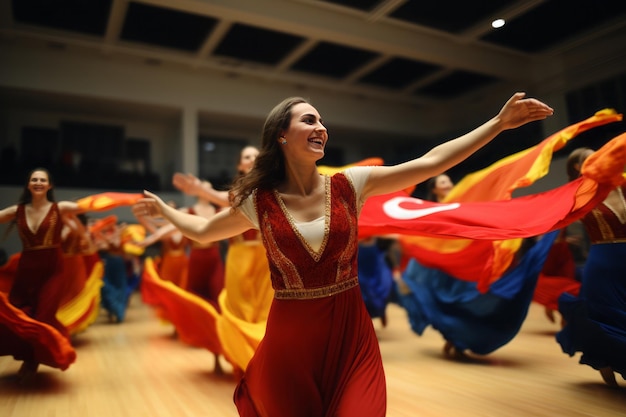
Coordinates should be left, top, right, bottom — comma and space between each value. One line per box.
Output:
425, 173, 449, 202
18, 167, 56, 204
229, 97, 309, 209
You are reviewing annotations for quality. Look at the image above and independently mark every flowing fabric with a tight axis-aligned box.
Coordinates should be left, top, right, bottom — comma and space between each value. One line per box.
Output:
557, 183, 626, 380
216, 231, 273, 372
141, 258, 222, 354
57, 255, 104, 335
234, 173, 386, 417
158, 235, 189, 288
357, 239, 393, 321
397, 231, 558, 354
0, 293, 76, 370
359, 131, 626, 291
533, 239, 580, 311
99, 250, 130, 322
0, 203, 77, 369
76, 192, 144, 212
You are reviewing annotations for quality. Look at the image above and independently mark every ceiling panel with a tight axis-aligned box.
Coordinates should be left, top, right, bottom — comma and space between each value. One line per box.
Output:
5, 0, 626, 105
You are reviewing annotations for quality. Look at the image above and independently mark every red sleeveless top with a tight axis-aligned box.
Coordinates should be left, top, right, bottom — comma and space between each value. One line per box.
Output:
255, 173, 359, 299
17, 203, 63, 250
582, 184, 626, 244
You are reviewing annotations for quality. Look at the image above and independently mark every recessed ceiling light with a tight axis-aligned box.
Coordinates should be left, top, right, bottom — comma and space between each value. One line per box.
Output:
492, 19, 506, 29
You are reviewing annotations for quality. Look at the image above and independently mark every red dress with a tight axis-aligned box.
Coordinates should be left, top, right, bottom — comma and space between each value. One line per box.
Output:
0, 203, 76, 369
185, 208, 225, 309
234, 173, 386, 417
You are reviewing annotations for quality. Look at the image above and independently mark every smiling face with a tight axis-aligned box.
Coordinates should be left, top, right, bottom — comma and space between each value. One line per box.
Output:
431, 174, 453, 201
280, 102, 328, 162
237, 146, 259, 174
27, 169, 53, 200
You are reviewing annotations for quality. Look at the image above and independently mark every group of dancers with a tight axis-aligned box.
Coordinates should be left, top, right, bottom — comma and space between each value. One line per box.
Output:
0, 91, 624, 416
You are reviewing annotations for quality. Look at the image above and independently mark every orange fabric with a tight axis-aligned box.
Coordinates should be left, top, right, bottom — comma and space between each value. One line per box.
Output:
0, 253, 19, 294
443, 109, 623, 203
359, 130, 626, 291
141, 258, 222, 355
76, 192, 144, 212
0, 292, 76, 370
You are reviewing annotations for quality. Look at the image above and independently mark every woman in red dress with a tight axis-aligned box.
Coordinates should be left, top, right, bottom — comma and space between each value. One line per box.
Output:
0, 168, 85, 379
134, 92, 554, 416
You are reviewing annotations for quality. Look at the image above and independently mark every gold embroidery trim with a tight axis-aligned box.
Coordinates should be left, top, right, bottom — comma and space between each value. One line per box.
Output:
273, 175, 331, 262
274, 276, 359, 300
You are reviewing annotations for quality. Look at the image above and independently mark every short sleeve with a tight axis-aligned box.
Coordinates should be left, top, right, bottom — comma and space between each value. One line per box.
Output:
239, 192, 259, 229
343, 166, 373, 204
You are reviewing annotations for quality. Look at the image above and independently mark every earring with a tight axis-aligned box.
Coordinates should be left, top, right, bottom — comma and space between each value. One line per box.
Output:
280, 137, 287, 145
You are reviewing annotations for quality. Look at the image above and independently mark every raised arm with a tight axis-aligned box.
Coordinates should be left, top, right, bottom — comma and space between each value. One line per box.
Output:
362, 92, 554, 199
133, 190, 253, 243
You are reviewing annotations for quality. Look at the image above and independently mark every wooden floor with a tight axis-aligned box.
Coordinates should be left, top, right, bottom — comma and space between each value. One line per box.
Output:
1, 293, 624, 417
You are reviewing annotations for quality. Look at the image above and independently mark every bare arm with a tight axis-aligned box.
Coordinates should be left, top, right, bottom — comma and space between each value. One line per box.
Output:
362, 92, 554, 199
133, 191, 254, 243
0, 205, 17, 224
172, 173, 230, 208
135, 222, 178, 247
58, 200, 84, 215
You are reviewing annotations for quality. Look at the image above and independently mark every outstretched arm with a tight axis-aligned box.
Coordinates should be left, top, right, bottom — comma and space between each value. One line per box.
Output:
172, 173, 230, 208
362, 92, 554, 199
133, 191, 253, 243
0, 205, 17, 224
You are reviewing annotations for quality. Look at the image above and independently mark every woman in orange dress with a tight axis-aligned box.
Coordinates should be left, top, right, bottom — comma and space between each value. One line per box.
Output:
135, 93, 554, 416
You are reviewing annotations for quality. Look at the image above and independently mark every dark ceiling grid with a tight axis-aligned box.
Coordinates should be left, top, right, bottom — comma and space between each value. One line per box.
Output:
7, 0, 626, 104
291, 41, 380, 79
480, 0, 626, 53
415, 70, 499, 99
388, 0, 519, 34
357, 57, 442, 90
12, 0, 113, 37
213, 23, 305, 66
120, 2, 217, 52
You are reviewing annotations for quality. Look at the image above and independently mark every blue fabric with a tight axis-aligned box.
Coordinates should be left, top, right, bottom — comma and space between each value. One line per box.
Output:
100, 252, 130, 322
556, 242, 626, 379
397, 231, 558, 355
357, 242, 394, 319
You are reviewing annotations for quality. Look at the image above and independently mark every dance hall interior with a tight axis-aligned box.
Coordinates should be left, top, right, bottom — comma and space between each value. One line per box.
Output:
1, 1, 626, 416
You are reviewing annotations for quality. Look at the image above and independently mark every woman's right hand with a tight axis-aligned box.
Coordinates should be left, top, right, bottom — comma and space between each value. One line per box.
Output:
132, 190, 166, 219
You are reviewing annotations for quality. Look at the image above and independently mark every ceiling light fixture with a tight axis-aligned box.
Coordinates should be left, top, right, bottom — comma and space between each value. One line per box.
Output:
491, 19, 506, 29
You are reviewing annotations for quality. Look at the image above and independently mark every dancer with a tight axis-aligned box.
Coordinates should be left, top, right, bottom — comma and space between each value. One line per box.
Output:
173, 145, 274, 376
133, 92, 553, 416
0, 168, 85, 378
557, 147, 626, 387
396, 170, 559, 360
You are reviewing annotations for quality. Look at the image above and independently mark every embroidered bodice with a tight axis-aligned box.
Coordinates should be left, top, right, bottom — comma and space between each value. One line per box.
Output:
255, 173, 359, 299
17, 203, 63, 250
582, 184, 626, 244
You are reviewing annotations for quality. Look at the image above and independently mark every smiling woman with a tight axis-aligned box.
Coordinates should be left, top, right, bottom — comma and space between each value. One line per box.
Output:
132, 92, 554, 416
0, 167, 88, 381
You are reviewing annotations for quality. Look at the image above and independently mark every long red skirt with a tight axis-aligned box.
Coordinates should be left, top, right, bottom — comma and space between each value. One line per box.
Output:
234, 285, 386, 417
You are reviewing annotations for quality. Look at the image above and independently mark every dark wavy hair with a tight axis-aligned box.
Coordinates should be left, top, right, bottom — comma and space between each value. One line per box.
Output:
18, 167, 56, 204
229, 97, 309, 209
425, 173, 450, 202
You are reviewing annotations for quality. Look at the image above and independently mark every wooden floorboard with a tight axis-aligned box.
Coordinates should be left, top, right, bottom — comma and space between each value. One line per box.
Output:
1, 292, 624, 416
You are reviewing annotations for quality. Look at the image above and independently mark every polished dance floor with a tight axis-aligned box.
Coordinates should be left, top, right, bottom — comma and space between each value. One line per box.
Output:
1, 292, 624, 416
